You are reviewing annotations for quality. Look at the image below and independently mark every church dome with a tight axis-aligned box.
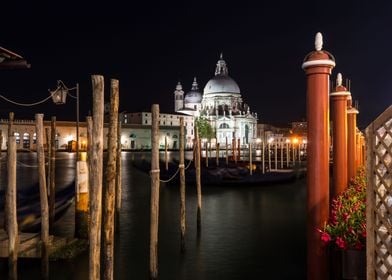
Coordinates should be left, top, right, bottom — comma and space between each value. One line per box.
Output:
184, 77, 202, 104
203, 54, 240, 95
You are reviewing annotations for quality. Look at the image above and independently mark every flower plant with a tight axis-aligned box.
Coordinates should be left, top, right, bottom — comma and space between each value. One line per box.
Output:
318, 167, 367, 250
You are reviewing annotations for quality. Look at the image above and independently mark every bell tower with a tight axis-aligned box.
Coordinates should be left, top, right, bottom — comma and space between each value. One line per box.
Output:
174, 81, 184, 112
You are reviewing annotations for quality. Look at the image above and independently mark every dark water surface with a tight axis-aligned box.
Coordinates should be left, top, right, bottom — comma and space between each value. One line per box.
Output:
0, 152, 306, 279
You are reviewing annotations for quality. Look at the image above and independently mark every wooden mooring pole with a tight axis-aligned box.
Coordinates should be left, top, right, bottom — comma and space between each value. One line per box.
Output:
205, 141, 208, 167
0, 130, 3, 157
280, 143, 283, 169
89, 75, 104, 280
7, 135, 18, 280
115, 114, 122, 214
195, 127, 202, 234
104, 79, 119, 280
225, 137, 228, 166
249, 143, 252, 175
45, 127, 50, 188
286, 142, 290, 168
150, 104, 160, 280
216, 142, 220, 167
232, 137, 236, 163
49, 117, 56, 233
164, 136, 168, 171
179, 117, 186, 252
4, 112, 14, 231
36, 113, 49, 279
262, 141, 265, 174
274, 142, 278, 170
268, 142, 271, 172
237, 139, 241, 162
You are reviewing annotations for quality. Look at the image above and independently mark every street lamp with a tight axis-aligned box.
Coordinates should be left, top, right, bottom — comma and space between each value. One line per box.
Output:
50, 80, 80, 160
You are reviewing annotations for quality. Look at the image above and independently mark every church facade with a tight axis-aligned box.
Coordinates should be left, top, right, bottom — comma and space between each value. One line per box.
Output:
174, 54, 257, 146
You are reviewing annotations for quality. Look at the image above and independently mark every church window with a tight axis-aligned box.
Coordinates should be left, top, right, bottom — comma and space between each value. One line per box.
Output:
145, 120, 148, 124
219, 123, 229, 129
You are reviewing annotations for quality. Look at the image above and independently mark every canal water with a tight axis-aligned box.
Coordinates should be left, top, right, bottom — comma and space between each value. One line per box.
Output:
0, 152, 306, 279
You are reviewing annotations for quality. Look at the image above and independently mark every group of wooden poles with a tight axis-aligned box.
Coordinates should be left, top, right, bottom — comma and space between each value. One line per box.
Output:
164, 135, 304, 176
2, 112, 53, 280
1, 76, 123, 280
150, 104, 202, 280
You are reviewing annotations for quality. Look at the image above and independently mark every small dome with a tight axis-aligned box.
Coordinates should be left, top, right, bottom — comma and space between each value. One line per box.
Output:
184, 77, 202, 104
184, 91, 202, 103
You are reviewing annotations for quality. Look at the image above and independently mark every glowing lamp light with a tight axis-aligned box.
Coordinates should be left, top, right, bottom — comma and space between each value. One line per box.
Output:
303, 139, 307, 144
268, 138, 274, 144
292, 138, 299, 144
51, 87, 67, 104
66, 134, 74, 142
256, 138, 261, 143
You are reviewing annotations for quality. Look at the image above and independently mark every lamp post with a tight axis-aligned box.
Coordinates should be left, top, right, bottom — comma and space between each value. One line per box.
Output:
51, 80, 80, 160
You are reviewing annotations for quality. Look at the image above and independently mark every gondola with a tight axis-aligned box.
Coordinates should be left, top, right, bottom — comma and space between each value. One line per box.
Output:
0, 181, 75, 232
132, 159, 301, 187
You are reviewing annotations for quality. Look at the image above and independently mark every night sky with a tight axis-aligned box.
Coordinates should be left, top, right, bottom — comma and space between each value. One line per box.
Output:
1, 1, 391, 128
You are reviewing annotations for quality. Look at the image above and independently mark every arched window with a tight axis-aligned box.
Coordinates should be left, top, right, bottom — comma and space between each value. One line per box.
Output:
219, 123, 229, 129
23, 132, 30, 148
14, 132, 20, 144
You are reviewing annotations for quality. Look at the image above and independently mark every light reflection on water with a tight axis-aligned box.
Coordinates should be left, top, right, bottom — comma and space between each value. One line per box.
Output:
0, 151, 306, 279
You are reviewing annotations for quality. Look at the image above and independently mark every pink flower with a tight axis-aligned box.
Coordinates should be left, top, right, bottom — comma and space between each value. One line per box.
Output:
336, 237, 347, 249
321, 232, 331, 244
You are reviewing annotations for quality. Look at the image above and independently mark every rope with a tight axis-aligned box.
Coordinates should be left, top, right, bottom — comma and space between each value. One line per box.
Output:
0, 92, 54, 107
159, 167, 180, 183
185, 159, 193, 170
158, 158, 193, 183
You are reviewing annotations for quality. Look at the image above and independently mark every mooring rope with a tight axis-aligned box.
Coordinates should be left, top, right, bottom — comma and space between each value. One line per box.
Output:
158, 145, 196, 183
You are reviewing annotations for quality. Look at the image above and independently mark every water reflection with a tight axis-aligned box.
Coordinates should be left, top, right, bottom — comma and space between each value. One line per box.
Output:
0, 152, 306, 279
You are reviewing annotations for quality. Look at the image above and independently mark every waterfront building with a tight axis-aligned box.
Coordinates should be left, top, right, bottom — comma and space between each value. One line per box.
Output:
174, 54, 258, 146
121, 112, 194, 149
0, 113, 191, 151
257, 122, 308, 151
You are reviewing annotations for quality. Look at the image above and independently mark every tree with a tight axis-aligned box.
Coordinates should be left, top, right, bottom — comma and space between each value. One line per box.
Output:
195, 117, 215, 140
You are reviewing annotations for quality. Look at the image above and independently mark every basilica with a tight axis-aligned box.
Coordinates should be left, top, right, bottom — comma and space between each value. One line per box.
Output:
174, 54, 258, 146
